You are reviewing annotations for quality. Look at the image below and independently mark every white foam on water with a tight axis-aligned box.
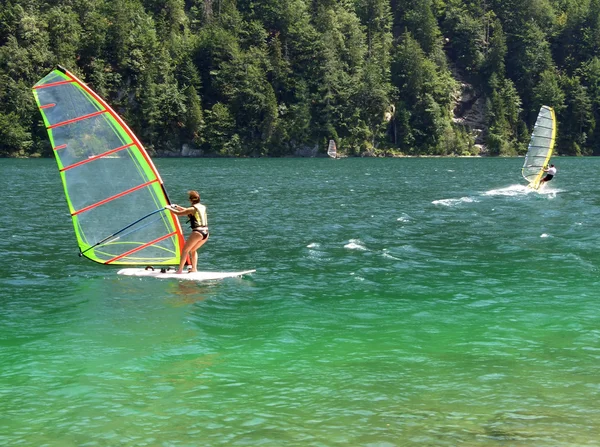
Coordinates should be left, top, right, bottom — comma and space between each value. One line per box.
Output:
432, 181, 564, 209
484, 184, 563, 197
382, 249, 401, 260
432, 196, 478, 206
344, 239, 367, 251
483, 184, 531, 197
537, 186, 563, 198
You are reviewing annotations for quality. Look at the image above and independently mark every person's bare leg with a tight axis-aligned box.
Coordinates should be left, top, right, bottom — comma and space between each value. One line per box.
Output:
188, 237, 208, 272
190, 250, 198, 272
177, 233, 203, 273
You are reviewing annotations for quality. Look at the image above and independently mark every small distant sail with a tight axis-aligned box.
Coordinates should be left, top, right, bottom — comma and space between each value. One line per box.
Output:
327, 139, 337, 158
32, 66, 184, 265
522, 106, 556, 189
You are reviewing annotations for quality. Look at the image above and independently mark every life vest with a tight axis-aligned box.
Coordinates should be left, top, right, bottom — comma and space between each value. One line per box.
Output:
187, 203, 207, 230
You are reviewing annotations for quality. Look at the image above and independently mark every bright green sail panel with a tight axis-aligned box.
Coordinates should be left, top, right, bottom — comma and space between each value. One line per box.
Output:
522, 106, 556, 190
32, 67, 184, 265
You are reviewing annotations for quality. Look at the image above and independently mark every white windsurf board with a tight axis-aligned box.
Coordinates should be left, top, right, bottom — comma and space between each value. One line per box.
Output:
117, 268, 256, 281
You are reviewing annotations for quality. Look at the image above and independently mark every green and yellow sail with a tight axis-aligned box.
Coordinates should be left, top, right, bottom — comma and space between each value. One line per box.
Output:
32, 66, 184, 265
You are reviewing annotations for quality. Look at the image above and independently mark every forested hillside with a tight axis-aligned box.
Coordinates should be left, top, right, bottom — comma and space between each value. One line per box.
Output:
1, 0, 600, 157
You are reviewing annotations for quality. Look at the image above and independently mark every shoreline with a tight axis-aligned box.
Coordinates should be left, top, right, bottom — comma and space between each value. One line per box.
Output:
1, 153, 509, 159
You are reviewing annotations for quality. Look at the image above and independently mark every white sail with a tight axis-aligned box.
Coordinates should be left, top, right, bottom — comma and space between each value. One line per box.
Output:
327, 140, 337, 158
522, 106, 556, 189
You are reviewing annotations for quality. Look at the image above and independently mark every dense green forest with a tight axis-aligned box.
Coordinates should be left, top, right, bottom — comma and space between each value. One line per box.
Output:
1, 0, 600, 157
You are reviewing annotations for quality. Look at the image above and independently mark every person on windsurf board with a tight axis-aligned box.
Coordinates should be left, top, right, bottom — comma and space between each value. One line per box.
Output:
540, 164, 557, 184
166, 190, 208, 273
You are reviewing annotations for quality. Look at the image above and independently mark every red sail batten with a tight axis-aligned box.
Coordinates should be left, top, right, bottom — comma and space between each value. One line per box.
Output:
48, 110, 107, 129
60, 143, 135, 172
72, 179, 158, 216
105, 232, 177, 264
33, 79, 74, 90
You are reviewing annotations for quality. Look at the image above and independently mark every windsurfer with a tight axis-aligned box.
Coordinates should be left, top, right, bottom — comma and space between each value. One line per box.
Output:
166, 190, 208, 273
541, 164, 557, 183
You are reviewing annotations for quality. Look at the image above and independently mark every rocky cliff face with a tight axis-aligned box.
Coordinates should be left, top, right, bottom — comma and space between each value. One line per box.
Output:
451, 69, 487, 154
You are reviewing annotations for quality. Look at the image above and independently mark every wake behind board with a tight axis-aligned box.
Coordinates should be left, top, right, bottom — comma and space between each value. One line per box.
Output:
117, 268, 256, 281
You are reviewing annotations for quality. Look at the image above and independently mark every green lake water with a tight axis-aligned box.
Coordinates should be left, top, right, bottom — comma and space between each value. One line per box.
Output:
1, 157, 599, 446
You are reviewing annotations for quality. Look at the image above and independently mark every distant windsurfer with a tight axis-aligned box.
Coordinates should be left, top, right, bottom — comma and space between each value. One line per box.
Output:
166, 190, 208, 273
541, 164, 557, 183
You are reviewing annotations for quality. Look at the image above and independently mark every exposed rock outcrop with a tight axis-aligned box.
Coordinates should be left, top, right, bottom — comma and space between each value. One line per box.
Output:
181, 144, 203, 157
450, 68, 487, 152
